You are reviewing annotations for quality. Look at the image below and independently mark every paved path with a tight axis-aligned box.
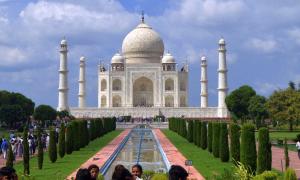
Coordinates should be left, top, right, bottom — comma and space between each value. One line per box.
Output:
67, 129, 130, 180
153, 129, 205, 180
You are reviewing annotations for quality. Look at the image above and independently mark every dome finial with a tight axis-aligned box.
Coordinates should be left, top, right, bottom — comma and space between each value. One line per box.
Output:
141, 10, 144, 23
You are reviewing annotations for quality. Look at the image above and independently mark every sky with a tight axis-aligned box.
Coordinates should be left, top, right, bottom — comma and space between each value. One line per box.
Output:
0, 0, 300, 108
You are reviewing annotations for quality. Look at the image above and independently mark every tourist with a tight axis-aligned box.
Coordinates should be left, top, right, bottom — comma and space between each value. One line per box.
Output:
75, 168, 92, 180
168, 165, 188, 180
1, 138, 8, 159
112, 164, 134, 180
88, 164, 99, 180
131, 164, 143, 179
0, 166, 18, 180
296, 140, 300, 159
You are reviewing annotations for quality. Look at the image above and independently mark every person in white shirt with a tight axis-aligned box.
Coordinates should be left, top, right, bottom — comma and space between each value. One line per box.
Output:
296, 140, 300, 159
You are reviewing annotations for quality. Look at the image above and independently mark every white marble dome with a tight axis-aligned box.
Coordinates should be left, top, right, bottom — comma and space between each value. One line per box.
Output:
122, 22, 164, 64
111, 53, 124, 64
162, 53, 175, 63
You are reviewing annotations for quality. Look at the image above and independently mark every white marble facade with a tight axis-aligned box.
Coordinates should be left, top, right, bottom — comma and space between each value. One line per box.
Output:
58, 17, 229, 118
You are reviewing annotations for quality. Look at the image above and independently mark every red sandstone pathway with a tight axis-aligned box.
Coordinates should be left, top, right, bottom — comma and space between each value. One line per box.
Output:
272, 146, 300, 177
153, 129, 205, 180
67, 129, 130, 180
0, 154, 24, 167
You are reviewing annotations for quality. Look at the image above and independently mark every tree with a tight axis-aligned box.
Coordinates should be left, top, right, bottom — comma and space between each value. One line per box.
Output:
193, 120, 197, 146
57, 110, 70, 119
208, 122, 213, 153
229, 123, 240, 163
212, 122, 220, 158
266, 88, 300, 131
58, 123, 66, 158
197, 121, 202, 147
240, 123, 257, 173
6, 142, 14, 168
248, 95, 268, 129
37, 125, 43, 169
219, 122, 229, 162
225, 85, 256, 121
289, 81, 296, 90
257, 127, 272, 174
65, 124, 73, 154
0, 104, 26, 128
187, 120, 193, 142
23, 127, 30, 175
48, 129, 57, 163
200, 121, 207, 149
33, 105, 57, 124
284, 138, 289, 169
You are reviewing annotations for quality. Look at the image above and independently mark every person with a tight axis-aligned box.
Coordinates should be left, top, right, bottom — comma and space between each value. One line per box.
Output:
296, 140, 300, 159
132, 164, 143, 179
0, 166, 18, 180
112, 164, 134, 180
75, 168, 92, 180
1, 139, 8, 159
88, 164, 99, 180
168, 165, 188, 180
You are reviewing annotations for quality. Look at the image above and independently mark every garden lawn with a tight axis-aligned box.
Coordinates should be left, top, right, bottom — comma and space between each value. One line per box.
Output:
14, 130, 122, 180
266, 131, 300, 141
162, 130, 233, 179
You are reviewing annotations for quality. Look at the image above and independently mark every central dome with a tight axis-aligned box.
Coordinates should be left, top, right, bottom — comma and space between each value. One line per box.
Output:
122, 22, 164, 64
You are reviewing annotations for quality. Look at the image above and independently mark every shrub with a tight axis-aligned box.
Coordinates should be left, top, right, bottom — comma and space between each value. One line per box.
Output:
152, 173, 168, 180
277, 139, 283, 146
187, 120, 194, 142
48, 129, 57, 163
65, 124, 73, 154
284, 138, 289, 169
234, 161, 254, 180
257, 127, 272, 174
142, 170, 155, 179
208, 122, 213, 153
240, 123, 257, 173
37, 126, 43, 169
201, 121, 207, 149
23, 127, 30, 175
212, 122, 220, 158
182, 119, 187, 138
219, 122, 229, 162
197, 121, 202, 147
284, 168, 297, 180
253, 171, 278, 180
58, 123, 66, 158
193, 121, 198, 146
296, 133, 300, 142
6, 142, 14, 168
229, 123, 240, 163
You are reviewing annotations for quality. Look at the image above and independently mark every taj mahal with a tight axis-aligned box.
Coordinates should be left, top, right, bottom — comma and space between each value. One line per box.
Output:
57, 16, 229, 119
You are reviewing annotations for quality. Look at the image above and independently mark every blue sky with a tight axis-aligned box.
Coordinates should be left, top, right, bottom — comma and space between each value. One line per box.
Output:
0, 0, 300, 108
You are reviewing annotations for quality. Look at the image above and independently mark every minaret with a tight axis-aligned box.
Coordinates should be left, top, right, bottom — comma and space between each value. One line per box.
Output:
58, 38, 69, 111
200, 56, 208, 108
217, 38, 228, 111
78, 56, 86, 108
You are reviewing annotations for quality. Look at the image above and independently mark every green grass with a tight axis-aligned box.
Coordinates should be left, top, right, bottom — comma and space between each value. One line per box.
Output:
14, 130, 122, 180
254, 131, 299, 141
162, 130, 233, 179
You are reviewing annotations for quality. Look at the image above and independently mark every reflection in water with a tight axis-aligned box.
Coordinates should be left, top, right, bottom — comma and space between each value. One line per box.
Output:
104, 126, 167, 179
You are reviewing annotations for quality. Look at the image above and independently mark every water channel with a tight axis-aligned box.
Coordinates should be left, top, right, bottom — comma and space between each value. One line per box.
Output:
102, 125, 169, 179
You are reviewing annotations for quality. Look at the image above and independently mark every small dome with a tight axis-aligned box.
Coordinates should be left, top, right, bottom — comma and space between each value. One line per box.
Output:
80, 56, 85, 61
111, 53, 124, 64
219, 38, 225, 45
162, 53, 175, 63
201, 56, 206, 61
61, 39, 67, 45
122, 22, 164, 64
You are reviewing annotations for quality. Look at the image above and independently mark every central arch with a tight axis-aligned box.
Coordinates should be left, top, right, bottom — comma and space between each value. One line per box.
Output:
133, 77, 154, 107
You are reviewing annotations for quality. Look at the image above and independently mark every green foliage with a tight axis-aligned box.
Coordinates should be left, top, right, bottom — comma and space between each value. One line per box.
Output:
48, 129, 57, 163
23, 127, 30, 175
57, 110, 70, 119
201, 121, 207, 149
0, 104, 26, 128
212, 122, 220, 158
234, 161, 254, 180
37, 126, 43, 169
6, 141, 14, 168
196, 121, 202, 147
187, 120, 194, 142
284, 138, 289, 169
257, 127, 272, 174
58, 123, 66, 158
193, 120, 197, 146
151, 173, 168, 180
253, 171, 278, 180
219, 122, 229, 162
211, 168, 236, 180
248, 95, 268, 129
65, 123, 73, 154
284, 168, 297, 180
208, 122, 213, 152
229, 123, 240, 163
182, 119, 187, 138
33, 105, 57, 123
240, 123, 257, 173
225, 85, 256, 120
142, 170, 155, 180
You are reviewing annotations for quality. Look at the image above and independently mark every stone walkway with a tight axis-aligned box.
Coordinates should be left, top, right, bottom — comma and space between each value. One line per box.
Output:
67, 129, 130, 179
153, 129, 205, 180
0, 154, 25, 168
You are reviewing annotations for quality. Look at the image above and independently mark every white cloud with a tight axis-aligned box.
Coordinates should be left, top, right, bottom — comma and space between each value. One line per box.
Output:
255, 82, 280, 96
287, 28, 300, 45
247, 38, 277, 53
0, 46, 27, 66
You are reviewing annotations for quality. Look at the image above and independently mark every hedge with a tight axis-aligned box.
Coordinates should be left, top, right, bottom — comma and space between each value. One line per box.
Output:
229, 123, 240, 163
58, 123, 66, 158
37, 126, 43, 169
212, 122, 220, 158
219, 122, 229, 162
208, 122, 213, 153
200, 121, 207, 149
48, 129, 57, 163
257, 127, 271, 174
23, 127, 30, 175
187, 120, 194, 142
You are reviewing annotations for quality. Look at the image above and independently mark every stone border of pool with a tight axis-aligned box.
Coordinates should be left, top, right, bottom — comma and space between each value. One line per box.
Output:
66, 129, 130, 180
153, 129, 205, 180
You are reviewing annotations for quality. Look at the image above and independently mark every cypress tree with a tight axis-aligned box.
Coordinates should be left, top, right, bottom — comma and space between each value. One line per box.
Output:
48, 129, 57, 163
208, 122, 213, 152
193, 120, 197, 145
37, 126, 43, 169
182, 119, 187, 138
197, 121, 202, 147
219, 122, 229, 162
229, 123, 240, 163
257, 127, 271, 174
73, 121, 80, 150
284, 138, 289, 169
212, 122, 220, 158
187, 120, 194, 142
58, 123, 66, 158
65, 123, 73, 154
23, 127, 30, 175
240, 123, 257, 173
201, 121, 207, 149
83, 121, 89, 146
6, 142, 14, 168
